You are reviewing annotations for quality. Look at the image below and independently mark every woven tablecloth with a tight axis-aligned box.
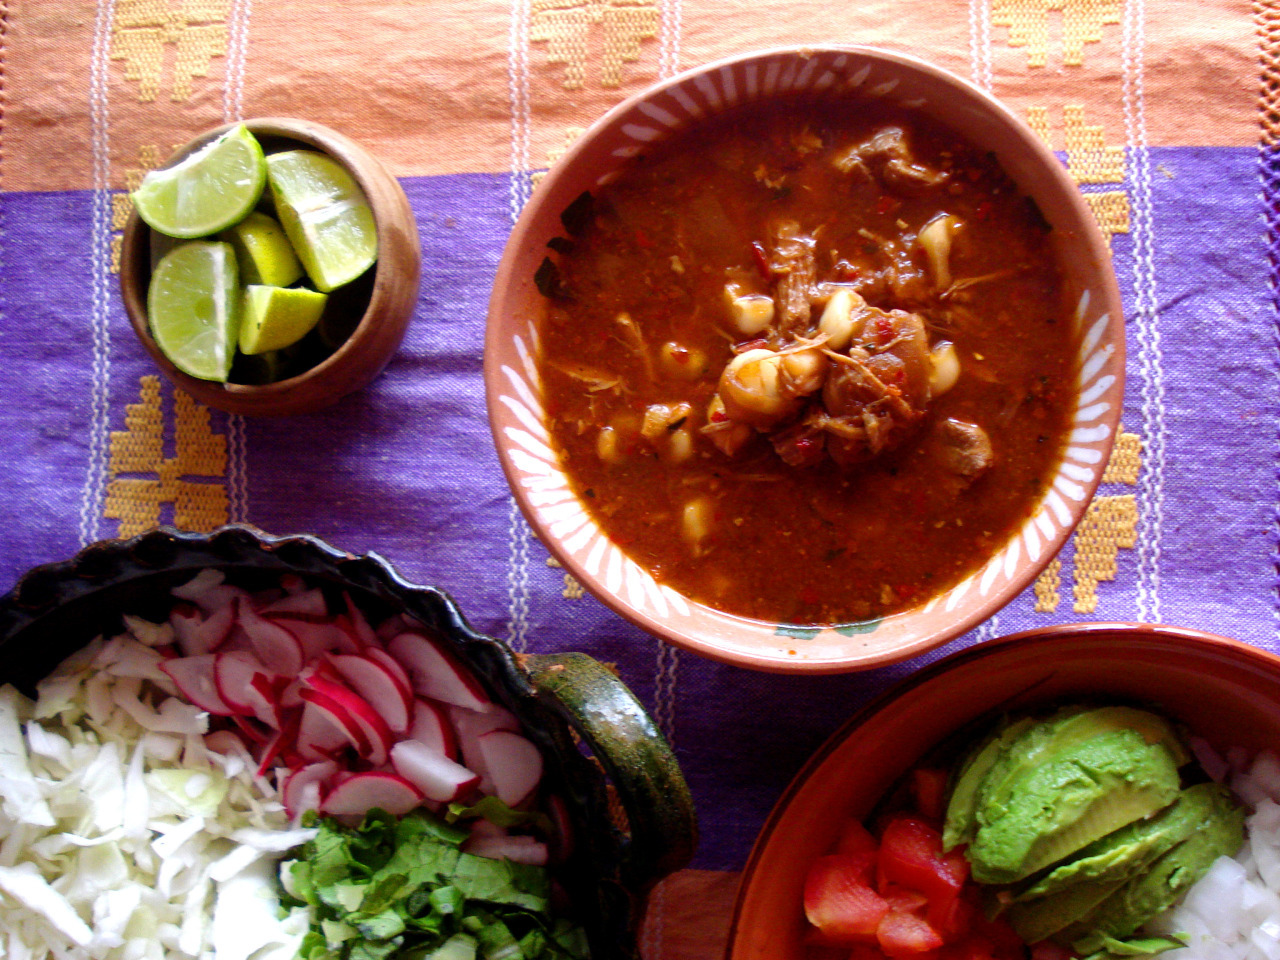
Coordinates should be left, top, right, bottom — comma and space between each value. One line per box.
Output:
1, 1, 1273, 956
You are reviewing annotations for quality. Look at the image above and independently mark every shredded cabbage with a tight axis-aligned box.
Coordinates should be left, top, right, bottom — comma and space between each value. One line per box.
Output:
0, 619, 316, 960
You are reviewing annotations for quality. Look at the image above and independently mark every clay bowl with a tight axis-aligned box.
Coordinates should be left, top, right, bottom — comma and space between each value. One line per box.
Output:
121, 118, 421, 416
0, 525, 696, 959
485, 46, 1125, 673
727, 623, 1280, 960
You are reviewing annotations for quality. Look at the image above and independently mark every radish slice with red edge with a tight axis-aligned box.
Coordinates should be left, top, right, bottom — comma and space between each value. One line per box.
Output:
342, 593, 378, 647
327, 653, 413, 734
271, 615, 346, 661
298, 685, 373, 756
301, 673, 396, 765
171, 570, 244, 614
159, 655, 235, 716
477, 729, 543, 807
260, 588, 327, 618
362, 647, 414, 707
282, 759, 340, 819
386, 632, 492, 712
296, 698, 352, 760
170, 601, 234, 657
319, 771, 423, 818
389, 739, 480, 803
238, 600, 304, 676
452, 704, 520, 786
409, 699, 459, 760
213, 649, 269, 715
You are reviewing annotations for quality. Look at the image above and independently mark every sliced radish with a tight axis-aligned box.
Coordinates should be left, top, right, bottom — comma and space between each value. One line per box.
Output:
327, 653, 413, 734
319, 771, 423, 818
297, 699, 354, 760
409, 699, 459, 760
230, 714, 272, 745
386, 632, 492, 713
298, 686, 372, 757
463, 831, 549, 866
170, 601, 234, 657
272, 615, 346, 661
477, 729, 543, 807
452, 704, 520, 785
204, 728, 251, 759
248, 672, 287, 729
282, 759, 339, 818
255, 707, 301, 776
375, 613, 415, 643
260, 588, 328, 618
214, 650, 269, 715
172, 569, 244, 614
238, 600, 304, 676
330, 614, 366, 655
362, 647, 414, 707
300, 674, 396, 765
343, 593, 378, 647
390, 739, 480, 803
159, 655, 235, 716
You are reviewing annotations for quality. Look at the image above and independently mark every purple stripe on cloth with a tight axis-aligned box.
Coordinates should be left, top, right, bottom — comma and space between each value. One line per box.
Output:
0, 147, 1273, 872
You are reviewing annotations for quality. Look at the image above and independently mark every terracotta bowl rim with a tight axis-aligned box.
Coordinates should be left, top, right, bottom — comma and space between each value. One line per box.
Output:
120, 116, 420, 415
485, 45, 1126, 674
725, 621, 1280, 956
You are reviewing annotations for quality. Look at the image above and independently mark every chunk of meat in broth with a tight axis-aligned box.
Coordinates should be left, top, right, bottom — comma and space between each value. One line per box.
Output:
769, 221, 818, 337
831, 126, 949, 191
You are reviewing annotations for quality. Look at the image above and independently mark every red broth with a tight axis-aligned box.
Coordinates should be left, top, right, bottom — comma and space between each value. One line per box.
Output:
536, 97, 1077, 626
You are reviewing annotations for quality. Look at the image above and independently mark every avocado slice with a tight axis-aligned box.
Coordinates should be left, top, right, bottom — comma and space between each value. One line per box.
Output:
943, 716, 1036, 851
1005, 874, 1129, 944
1017, 781, 1227, 901
1064, 784, 1245, 953
966, 707, 1183, 884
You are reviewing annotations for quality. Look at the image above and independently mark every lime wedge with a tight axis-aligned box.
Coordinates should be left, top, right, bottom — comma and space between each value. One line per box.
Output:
132, 124, 267, 239
239, 285, 328, 355
220, 211, 304, 287
266, 150, 378, 292
147, 241, 241, 382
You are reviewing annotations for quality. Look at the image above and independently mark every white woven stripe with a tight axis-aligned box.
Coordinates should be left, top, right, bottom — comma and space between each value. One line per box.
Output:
80, 0, 117, 548
659, 0, 682, 78
968, 0, 992, 92
504, 0, 534, 652
224, 0, 252, 521
1122, 0, 1164, 623
222, 0, 252, 123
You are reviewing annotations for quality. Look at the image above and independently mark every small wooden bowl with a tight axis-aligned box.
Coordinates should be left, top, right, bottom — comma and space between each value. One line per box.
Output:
120, 118, 421, 417
727, 623, 1280, 960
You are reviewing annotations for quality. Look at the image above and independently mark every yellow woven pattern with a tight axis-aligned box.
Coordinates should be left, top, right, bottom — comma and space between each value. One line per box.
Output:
1064, 105, 1126, 183
1033, 557, 1062, 613
993, 0, 1121, 67
1034, 425, 1142, 613
1027, 106, 1052, 147
1071, 495, 1139, 613
1081, 191, 1131, 250
1101, 427, 1143, 485
530, 0, 659, 89
1259, 1, 1280, 147
111, 146, 162, 274
112, 0, 231, 102
532, 125, 587, 188
103, 376, 229, 537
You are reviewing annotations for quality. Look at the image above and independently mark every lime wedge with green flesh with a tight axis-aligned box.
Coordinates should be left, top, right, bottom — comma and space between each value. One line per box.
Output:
239, 285, 328, 355
147, 241, 241, 382
132, 124, 267, 239
267, 149, 378, 292
220, 211, 304, 287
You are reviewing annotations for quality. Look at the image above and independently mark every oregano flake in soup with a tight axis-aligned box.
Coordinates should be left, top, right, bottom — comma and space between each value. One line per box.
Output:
537, 95, 1080, 626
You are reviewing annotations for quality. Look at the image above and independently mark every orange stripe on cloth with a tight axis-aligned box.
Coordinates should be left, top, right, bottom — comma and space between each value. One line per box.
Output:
2, 0, 1260, 192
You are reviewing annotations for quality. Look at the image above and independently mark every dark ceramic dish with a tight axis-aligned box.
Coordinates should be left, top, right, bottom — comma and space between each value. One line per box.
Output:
0, 525, 697, 959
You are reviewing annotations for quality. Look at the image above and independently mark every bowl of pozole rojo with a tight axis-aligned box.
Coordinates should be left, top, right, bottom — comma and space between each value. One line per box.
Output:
485, 46, 1125, 673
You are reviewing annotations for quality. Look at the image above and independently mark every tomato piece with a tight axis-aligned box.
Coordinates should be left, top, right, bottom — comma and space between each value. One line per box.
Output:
805, 855, 892, 944
877, 910, 946, 957
879, 816, 969, 903
835, 818, 880, 858
911, 768, 949, 822
881, 884, 929, 916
